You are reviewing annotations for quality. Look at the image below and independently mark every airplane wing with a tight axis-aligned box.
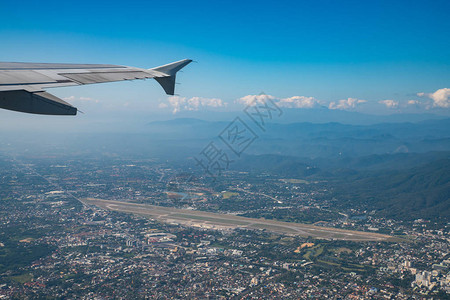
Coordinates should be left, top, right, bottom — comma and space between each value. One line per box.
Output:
0, 59, 192, 116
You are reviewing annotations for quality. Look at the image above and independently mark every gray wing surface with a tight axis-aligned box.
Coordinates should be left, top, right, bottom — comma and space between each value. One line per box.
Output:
0, 59, 192, 115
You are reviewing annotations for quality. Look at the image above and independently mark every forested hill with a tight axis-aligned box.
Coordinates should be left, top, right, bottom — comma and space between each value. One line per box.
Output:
330, 158, 450, 221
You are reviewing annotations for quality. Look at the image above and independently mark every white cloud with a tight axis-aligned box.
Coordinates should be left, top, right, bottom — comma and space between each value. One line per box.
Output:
407, 100, 419, 105
278, 96, 320, 108
236, 94, 276, 106
417, 88, 450, 108
165, 96, 226, 114
328, 98, 366, 110
158, 102, 168, 109
63, 96, 99, 103
63, 96, 75, 101
188, 97, 225, 109
378, 99, 399, 109
79, 97, 93, 101
237, 94, 319, 109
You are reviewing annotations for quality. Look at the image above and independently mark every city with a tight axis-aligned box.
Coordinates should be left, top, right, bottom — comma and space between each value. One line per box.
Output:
0, 154, 448, 299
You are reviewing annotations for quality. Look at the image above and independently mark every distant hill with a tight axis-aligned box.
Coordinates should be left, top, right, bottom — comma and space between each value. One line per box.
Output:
157, 109, 449, 125
142, 117, 450, 159
312, 151, 450, 171
231, 154, 321, 177
229, 152, 449, 221
330, 158, 450, 221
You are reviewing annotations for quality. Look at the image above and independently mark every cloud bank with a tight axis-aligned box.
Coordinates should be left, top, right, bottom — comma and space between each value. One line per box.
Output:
63, 96, 99, 103
236, 94, 277, 106
378, 99, 399, 109
279, 96, 320, 108
417, 88, 450, 108
237, 94, 321, 109
161, 89, 450, 115
328, 98, 366, 110
165, 96, 226, 114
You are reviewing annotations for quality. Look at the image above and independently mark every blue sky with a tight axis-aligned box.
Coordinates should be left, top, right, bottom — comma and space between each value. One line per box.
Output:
0, 0, 449, 123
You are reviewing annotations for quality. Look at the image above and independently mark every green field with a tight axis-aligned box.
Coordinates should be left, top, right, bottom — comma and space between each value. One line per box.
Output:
222, 192, 239, 199
303, 245, 324, 260
10, 273, 32, 284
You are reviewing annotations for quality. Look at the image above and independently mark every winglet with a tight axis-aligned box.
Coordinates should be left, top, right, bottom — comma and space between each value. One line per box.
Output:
151, 59, 192, 95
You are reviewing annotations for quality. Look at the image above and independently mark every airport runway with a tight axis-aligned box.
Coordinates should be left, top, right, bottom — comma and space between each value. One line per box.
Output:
82, 198, 395, 242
